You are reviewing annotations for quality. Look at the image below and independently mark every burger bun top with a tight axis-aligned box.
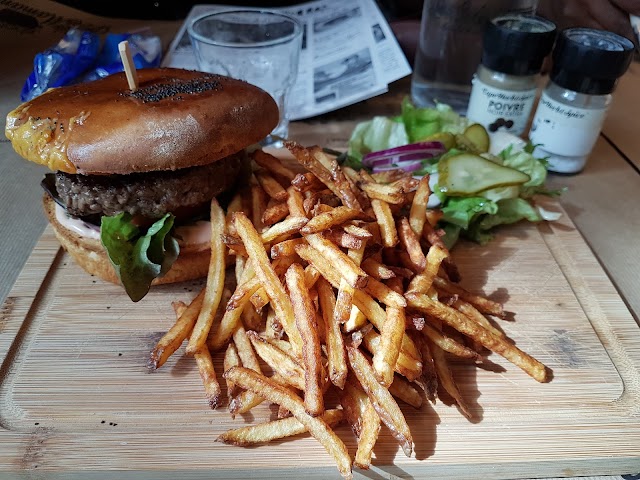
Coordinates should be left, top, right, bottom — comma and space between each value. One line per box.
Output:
5, 68, 279, 175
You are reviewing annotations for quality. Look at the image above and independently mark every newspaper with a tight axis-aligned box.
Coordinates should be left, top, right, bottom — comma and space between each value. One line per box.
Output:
162, 0, 411, 120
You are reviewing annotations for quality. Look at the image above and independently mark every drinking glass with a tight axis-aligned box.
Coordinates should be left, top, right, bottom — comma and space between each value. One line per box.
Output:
188, 10, 303, 144
411, 0, 537, 114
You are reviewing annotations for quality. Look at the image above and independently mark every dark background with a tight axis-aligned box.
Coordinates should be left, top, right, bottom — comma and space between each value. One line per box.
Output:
52, 0, 423, 21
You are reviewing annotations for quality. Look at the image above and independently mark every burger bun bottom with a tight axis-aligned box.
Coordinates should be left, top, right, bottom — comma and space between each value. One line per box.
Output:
44, 194, 211, 287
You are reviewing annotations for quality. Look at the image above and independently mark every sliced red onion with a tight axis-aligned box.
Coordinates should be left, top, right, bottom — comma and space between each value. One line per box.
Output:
373, 160, 422, 173
368, 151, 438, 167
363, 141, 445, 166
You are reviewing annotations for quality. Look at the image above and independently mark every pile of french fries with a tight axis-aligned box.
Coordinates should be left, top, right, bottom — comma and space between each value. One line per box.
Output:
149, 141, 550, 479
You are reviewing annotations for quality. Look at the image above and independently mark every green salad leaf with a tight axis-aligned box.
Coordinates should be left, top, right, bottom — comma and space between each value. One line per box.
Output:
401, 97, 468, 141
347, 116, 409, 167
441, 197, 499, 230
101, 213, 179, 302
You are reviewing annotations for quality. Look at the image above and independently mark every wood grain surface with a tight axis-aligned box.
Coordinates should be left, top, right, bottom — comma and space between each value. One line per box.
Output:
603, 63, 640, 171
1, 202, 639, 478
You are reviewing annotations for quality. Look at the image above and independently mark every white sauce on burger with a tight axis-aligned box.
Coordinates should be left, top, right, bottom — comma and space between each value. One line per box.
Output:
55, 203, 212, 247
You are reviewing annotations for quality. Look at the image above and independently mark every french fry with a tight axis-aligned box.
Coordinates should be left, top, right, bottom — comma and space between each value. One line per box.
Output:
232, 326, 261, 373
251, 178, 268, 232
304, 264, 321, 288
262, 200, 289, 226
149, 288, 205, 369
224, 342, 241, 398
414, 332, 438, 403
372, 277, 406, 386
317, 277, 347, 389
208, 272, 259, 351
406, 293, 549, 382
361, 257, 396, 280
247, 331, 305, 390
433, 276, 505, 318
228, 372, 297, 417
371, 199, 398, 247
252, 149, 296, 182
265, 306, 283, 340
421, 322, 481, 360
364, 277, 407, 308
370, 169, 409, 184
342, 166, 360, 185
343, 223, 373, 239
286, 185, 308, 218
187, 199, 226, 354
225, 192, 244, 236
271, 238, 305, 259
228, 325, 265, 411
304, 234, 368, 289
255, 170, 288, 202
260, 216, 309, 243
343, 305, 368, 333
249, 287, 270, 312
429, 339, 472, 419
362, 330, 422, 382
389, 373, 423, 409
453, 298, 505, 338
285, 264, 324, 416
223, 367, 352, 479
347, 347, 413, 457
408, 174, 431, 235
194, 346, 221, 409
285, 141, 362, 211
169, 299, 221, 407
422, 220, 461, 283
323, 230, 363, 250
333, 244, 365, 326
425, 208, 443, 227
398, 217, 427, 272
222, 233, 248, 256
234, 213, 303, 355
341, 379, 380, 470
300, 206, 364, 235
171, 300, 188, 317
390, 176, 419, 192
264, 336, 294, 355
408, 245, 449, 294
217, 408, 344, 446
351, 290, 421, 362
339, 379, 365, 437
291, 172, 325, 192
360, 181, 406, 204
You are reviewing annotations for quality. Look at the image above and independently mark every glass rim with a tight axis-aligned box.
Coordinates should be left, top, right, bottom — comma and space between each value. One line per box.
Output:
188, 9, 303, 49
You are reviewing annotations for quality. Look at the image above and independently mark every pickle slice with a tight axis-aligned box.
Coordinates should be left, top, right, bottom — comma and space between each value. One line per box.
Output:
438, 153, 530, 195
463, 123, 490, 153
419, 131, 456, 150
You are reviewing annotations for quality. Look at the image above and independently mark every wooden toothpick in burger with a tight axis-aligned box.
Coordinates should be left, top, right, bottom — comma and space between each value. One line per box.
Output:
118, 40, 139, 91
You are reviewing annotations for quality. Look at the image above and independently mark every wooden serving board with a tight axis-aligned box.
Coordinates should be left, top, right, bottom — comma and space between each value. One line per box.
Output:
1, 202, 640, 479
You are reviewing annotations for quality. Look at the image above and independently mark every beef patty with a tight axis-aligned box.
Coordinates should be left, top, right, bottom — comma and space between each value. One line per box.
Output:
54, 151, 245, 219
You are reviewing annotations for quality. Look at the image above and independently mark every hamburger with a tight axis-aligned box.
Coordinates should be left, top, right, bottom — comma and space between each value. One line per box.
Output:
5, 67, 279, 301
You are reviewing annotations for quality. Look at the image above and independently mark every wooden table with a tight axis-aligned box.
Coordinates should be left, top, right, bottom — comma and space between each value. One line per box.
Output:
1, 7, 640, 478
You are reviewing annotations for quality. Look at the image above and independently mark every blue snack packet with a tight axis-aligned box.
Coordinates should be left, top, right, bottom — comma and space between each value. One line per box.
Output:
21, 29, 100, 101
82, 32, 162, 82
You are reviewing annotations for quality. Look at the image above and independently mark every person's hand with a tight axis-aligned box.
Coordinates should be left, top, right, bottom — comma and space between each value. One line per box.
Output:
538, 0, 640, 45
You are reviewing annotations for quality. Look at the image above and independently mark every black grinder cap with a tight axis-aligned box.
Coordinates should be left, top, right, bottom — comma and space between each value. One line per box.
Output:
551, 28, 635, 95
482, 14, 556, 76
